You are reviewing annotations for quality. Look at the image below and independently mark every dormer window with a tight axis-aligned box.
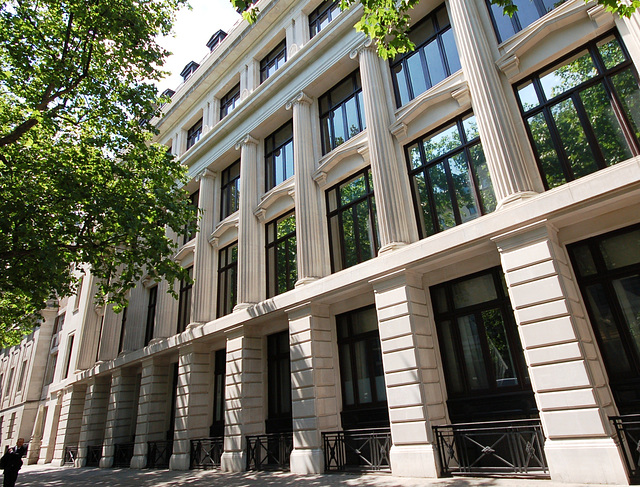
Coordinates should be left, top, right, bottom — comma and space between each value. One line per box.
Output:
180, 61, 200, 82
207, 30, 227, 51
220, 84, 241, 120
186, 119, 203, 150
260, 40, 287, 83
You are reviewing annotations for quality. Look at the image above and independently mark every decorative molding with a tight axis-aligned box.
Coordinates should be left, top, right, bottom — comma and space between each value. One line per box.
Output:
313, 171, 328, 187
451, 83, 472, 108
314, 131, 368, 183
255, 178, 295, 215
349, 37, 374, 60
234, 134, 258, 150
210, 213, 239, 245
587, 4, 614, 28
174, 240, 196, 261
195, 168, 216, 183
390, 122, 408, 142
496, 54, 520, 78
285, 91, 312, 110
254, 207, 267, 222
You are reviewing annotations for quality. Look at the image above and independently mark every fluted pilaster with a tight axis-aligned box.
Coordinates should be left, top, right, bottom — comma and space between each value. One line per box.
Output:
448, 0, 536, 207
235, 135, 262, 307
287, 92, 328, 284
351, 42, 412, 252
191, 169, 216, 324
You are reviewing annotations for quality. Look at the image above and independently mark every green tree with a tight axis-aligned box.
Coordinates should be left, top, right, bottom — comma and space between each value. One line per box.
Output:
233, 0, 638, 59
0, 0, 196, 346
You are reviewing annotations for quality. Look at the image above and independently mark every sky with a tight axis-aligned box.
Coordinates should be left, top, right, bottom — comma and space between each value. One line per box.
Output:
156, 0, 242, 94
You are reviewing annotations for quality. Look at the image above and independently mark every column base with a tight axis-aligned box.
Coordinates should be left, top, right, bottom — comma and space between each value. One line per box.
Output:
389, 444, 440, 478
496, 191, 538, 210
378, 242, 407, 255
169, 453, 190, 470
289, 448, 323, 474
129, 455, 147, 469
221, 451, 245, 472
545, 438, 629, 485
99, 445, 114, 468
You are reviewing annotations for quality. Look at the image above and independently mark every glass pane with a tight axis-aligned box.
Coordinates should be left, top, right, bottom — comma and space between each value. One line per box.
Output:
599, 229, 640, 269
407, 51, 429, 97
354, 340, 372, 403
518, 81, 540, 111
408, 144, 422, 169
412, 172, 436, 237
442, 28, 461, 74
289, 236, 297, 285
284, 141, 294, 180
436, 7, 450, 30
439, 320, 464, 394
432, 287, 448, 314
356, 200, 374, 261
580, 83, 632, 166
371, 338, 386, 402
267, 246, 276, 296
513, 0, 542, 30
425, 39, 446, 86
429, 161, 456, 231
274, 150, 284, 186
393, 64, 411, 106
571, 244, 597, 277
611, 68, 640, 141
340, 344, 355, 405
449, 152, 478, 223
540, 51, 598, 100
482, 309, 518, 387
452, 272, 498, 309
490, 2, 516, 43
342, 208, 357, 268
330, 77, 355, 107
469, 144, 496, 213
598, 37, 627, 70
423, 123, 461, 161
351, 307, 378, 335
332, 107, 346, 148
329, 214, 343, 271
358, 93, 366, 130
462, 115, 480, 141
321, 116, 332, 154
277, 242, 287, 294
340, 173, 367, 205
409, 16, 435, 47
612, 275, 640, 359
551, 97, 598, 179
458, 314, 489, 390
585, 283, 632, 374
344, 97, 361, 139
527, 111, 565, 188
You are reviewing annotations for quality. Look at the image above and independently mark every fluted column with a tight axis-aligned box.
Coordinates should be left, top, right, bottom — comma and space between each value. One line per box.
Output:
351, 42, 412, 252
448, 0, 537, 207
235, 134, 262, 308
77, 377, 110, 467
286, 92, 329, 284
191, 169, 216, 324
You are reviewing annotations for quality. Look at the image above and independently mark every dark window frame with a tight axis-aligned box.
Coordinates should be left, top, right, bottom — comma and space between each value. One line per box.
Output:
487, 0, 563, 44
220, 84, 241, 120
118, 306, 128, 354
266, 331, 292, 433
265, 120, 294, 192
183, 190, 199, 245
186, 118, 203, 150
515, 31, 640, 190
326, 167, 380, 272
176, 267, 193, 333
319, 70, 366, 155
210, 348, 226, 437
266, 210, 297, 298
63, 334, 75, 379
221, 160, 241, 220
217, 242, 238, 318
260, 40, 287, 83
309, 0, 341, 39
389, 4, 461, 107
144, 285, 158, 346
405, 112, 496, 239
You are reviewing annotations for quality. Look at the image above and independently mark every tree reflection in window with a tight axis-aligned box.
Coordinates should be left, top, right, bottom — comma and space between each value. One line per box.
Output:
406, 112, 496, 238
266, 211, 297, 297
516, 33, 640, 190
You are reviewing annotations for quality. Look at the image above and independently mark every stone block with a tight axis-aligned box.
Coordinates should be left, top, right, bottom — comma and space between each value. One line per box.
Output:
389, 444, 438, 477
519, 316, 577, 348
381, 334, 416, 354
388, 405, 426, 423
378, 316, 413, 340
390, 421, 429, 444
541, 408, 606, 438
387, 384, 423, 408
510, 275, 565, 308
384, 369, 420, 387
506, 259, 557, 286
501, 240, 552, 272
537, 389, 597, 410
382, 348, 418, 373
531, 360, 590, 391
377, 302, 411, 322
526, 341, 582, 365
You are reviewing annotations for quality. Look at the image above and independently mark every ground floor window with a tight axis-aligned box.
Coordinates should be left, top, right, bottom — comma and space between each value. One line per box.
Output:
568, 224, 640, 414
430, 267, 535, 422
266, 331, 292, 433
210, 348, 226, 437
336, 305, 389, 429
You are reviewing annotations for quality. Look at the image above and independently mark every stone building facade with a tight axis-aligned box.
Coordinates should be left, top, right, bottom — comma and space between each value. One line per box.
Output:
5, 0, 640, 483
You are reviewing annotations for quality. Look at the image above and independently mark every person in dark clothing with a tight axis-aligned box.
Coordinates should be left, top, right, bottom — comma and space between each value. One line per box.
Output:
1, 438, 27, 487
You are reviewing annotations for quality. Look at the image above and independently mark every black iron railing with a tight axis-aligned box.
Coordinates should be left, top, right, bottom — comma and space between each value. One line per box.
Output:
246, 432, 293, 471
146, 440, 173, 469
113, 442, 134, 468
433, 419, 548, 477
64, 445, 78, 465
86, 445, 102, 467
323, 428, 391, 472
190, 437, 223, 469
611, 414, 640, 481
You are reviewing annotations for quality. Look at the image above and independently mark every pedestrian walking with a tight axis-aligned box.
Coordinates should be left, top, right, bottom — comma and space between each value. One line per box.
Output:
0, 438, 27, 487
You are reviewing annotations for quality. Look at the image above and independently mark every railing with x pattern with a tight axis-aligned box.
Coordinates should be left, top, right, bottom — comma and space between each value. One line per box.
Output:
322, 428, 391, 472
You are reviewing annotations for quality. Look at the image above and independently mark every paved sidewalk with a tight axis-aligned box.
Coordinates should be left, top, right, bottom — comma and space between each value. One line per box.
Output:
12, 464, 624, 487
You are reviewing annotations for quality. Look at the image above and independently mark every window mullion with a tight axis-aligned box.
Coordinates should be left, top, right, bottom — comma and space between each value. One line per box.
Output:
570, 91, 609, 171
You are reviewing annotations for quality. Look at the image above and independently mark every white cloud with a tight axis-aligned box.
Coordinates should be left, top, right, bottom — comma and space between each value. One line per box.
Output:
157, 0, 241, 94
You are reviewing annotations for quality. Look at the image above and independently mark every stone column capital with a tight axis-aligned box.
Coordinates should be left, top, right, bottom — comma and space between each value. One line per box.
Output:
195, 168, 216, 183
349, 37, 375, 60
234, 134, 258, 150
286, 91, 312, 110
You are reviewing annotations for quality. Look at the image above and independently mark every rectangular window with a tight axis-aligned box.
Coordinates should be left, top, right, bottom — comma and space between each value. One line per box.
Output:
217, 243, 238, 318
177, 267, 193, 333
266, 211, 297, 297
74, 277, 83, 311
210, 348, 226, 437
16, 360, 27, 392
220, 84, 240, 120
0, 375, 3, 402
220, 160, 240, 220
63, 334, 75, 379
568, 224, 640, 414
390, 4, 461, 107
488, 0, 563, 44
516, 33, 640, 190
327, 167, 379, 272
144, 285, 158, 346
319, 70, 366, 155
52, 312, 65, 336
265, 121, 294, 191
4, 368, 13, 397
406, 113, 496, 238
309, 0, 341, 38
118, 306, 127, 354
7, 413, 15, 438
44, 353, 57, 385
336, 305, 388, 429
430, 267, 534, 422
186, 118, 203, 150
260, 40, 287, 83
266, 331, 292, 433
183, 190, 199, 245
